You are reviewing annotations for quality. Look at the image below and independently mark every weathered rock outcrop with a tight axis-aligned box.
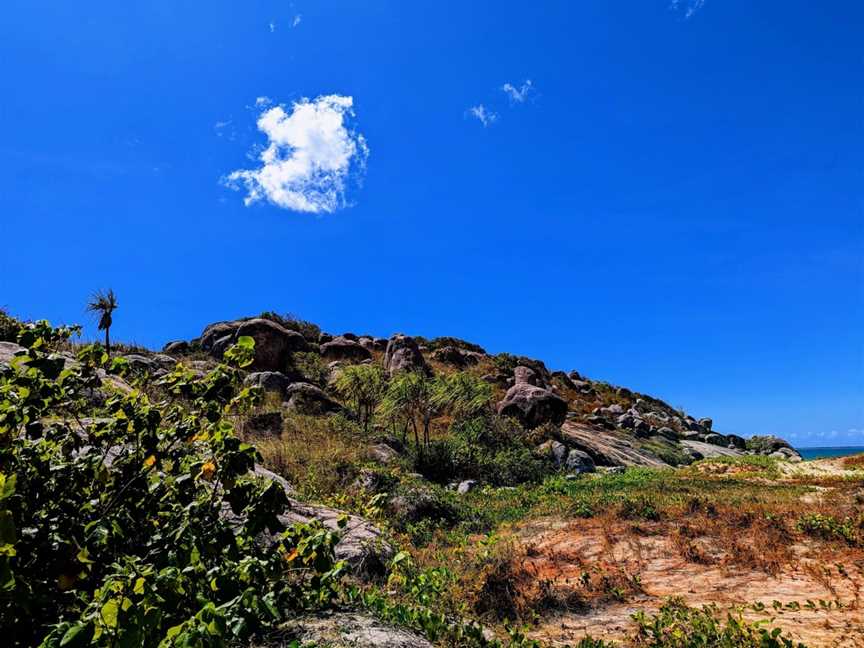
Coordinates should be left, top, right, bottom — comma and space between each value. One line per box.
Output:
320, 336, 373, 363
431, 345, 481, 367
497, 383, 567, 428
236, 318, 309, 371
514, 365, 546, 388
565, 448, 596, 474
383, 334, 429, 375
0, 341, 24, 367
284, 383, 342, 416
252, 466, 393, 576
243, 370, 293, 394
560, 422, 669, 468
681, 440, 743, 459
276, 612, 433, 648
162, 340, 189, 355
200, 318, 308, 372
747, 435, 803, 460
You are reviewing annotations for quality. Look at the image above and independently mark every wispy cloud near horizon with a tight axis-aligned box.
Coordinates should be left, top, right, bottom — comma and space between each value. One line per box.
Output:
224, 95, 368, 214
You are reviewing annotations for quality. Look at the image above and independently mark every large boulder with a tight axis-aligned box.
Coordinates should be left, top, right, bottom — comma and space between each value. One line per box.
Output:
368, 443, 400, 465
0, 341, 25, 367
200, 320, 240, 351
236, 318, 309, 371
726, 434, 747, 450
747, 435, 802, 460
770, 447, 803, 463
284, 382, 342, 416
320, 336, 373, 363
560, 422, 670, 468
383, 334, 429, 375
243, 371, 293, 394
278, 612, 433, 648
162, 340, 189, 355
199, 318, 308, 372
681, 440, 743, 459
243, 466, 393, 577
121, 354, 161, 375
565, 448, 596, 474
497, 383, 567, 429
430, 346, 480, 367
514, 365, 545, 387
703, 433, 728, 447
536, 439, 568, 466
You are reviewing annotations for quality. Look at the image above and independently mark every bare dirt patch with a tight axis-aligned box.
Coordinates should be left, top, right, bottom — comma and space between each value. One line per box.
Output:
512, 518, 864, 647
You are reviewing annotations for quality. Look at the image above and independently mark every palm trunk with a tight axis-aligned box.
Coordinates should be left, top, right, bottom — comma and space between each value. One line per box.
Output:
105, 327, 111, 356
411, 419, 420, 455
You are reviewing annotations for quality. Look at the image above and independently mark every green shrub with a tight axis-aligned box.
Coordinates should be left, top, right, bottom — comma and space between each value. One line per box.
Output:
0, 308, 22, 342
617, 496, 661, 521
492, 353, 546, 376
413, 416, 549, 487
640, 439, 691, 466
0, 322, 346, 647
291, 350, 329, 387
427, 336, 486, 354
796, 513, 861, 546
631, 598, 806, 647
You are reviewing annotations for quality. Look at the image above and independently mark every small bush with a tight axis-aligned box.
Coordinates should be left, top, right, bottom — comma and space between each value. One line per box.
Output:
631, 598, 806, 647
0, 323, 347, 647
492, 352, 547, 377
291, 350, 329, 387
427, 336, 486, 354
0, 308, 22, 342
796, 513, 861, 546
413, 417, 550, 486
617, 496, 661, 521
259, 311, 321, 341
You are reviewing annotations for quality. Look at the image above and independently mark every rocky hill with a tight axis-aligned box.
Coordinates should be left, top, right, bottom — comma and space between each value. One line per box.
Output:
4, 309, 835, 648
153, 313, 801, 475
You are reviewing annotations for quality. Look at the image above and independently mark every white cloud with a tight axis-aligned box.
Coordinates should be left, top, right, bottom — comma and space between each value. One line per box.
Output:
467, 104, 497, 127
269, 20, 276, 32
670, 0, 705, 19
501, 79, 533, 103
292, 14, 302, 28
225, 95, 369, 214
255, 96, 272, 108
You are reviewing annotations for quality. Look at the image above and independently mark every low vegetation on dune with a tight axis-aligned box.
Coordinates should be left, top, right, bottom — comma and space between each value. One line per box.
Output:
0, 306, 861, 647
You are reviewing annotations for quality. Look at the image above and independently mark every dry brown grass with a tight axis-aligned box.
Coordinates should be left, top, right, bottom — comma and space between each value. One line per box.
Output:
249, 412, 370, 499
843, 454, 864, 470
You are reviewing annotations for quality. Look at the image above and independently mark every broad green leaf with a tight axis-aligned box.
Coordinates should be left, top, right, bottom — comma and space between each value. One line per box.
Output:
100, 599, 119, 628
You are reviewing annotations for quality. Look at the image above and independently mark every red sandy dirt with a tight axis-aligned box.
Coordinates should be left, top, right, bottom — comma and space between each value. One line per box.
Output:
513, 519, 864, 647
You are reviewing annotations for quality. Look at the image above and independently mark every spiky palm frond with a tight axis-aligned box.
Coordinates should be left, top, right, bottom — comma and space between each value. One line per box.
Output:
86, 289, 118, 332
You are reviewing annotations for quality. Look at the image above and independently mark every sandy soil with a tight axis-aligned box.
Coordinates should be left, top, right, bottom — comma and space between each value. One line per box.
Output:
516, 458, 864, 647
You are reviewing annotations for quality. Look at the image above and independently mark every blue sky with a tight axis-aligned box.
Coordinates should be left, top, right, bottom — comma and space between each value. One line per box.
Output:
1, 1, 861, 447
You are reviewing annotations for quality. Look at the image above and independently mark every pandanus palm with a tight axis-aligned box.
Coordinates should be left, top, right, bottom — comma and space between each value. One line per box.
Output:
86, 289, 118, 355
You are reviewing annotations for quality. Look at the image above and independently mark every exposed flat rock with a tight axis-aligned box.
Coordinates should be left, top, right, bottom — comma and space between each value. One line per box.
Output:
682, 440, 744, 459
0, 341, 25, 367
560, 422, 669, 468
272, 612, 433, 648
